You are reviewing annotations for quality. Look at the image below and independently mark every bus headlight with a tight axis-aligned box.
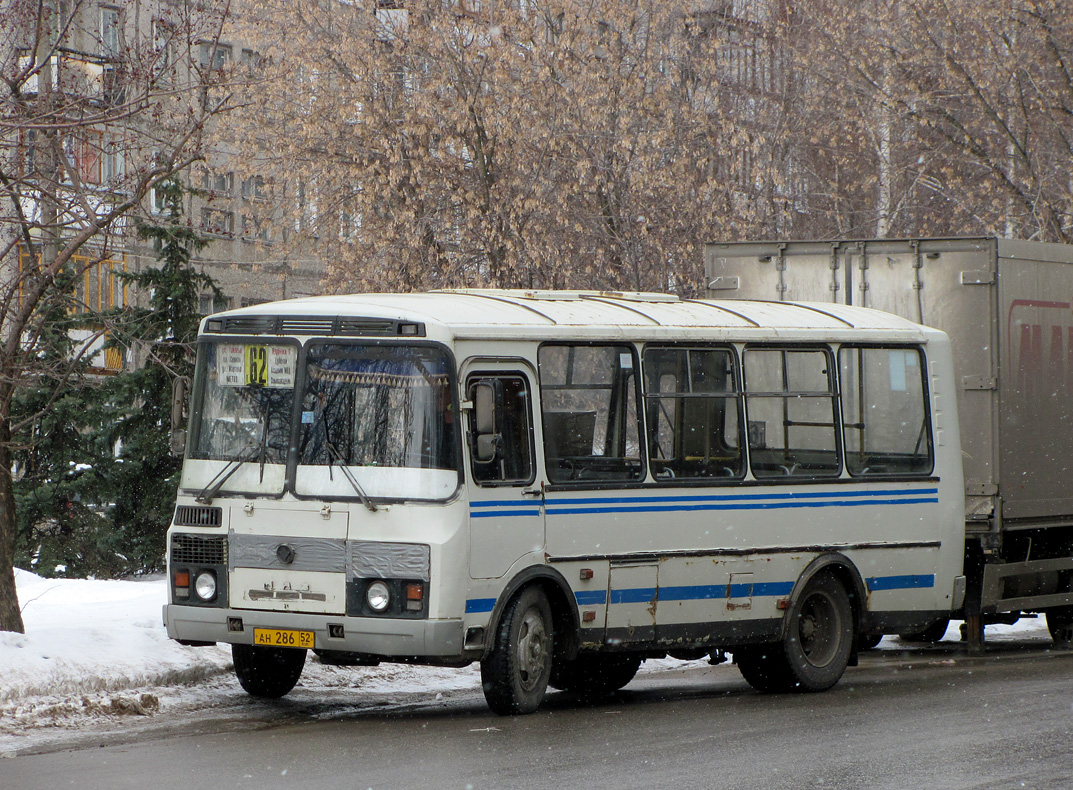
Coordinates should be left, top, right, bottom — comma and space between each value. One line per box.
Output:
366, 581, 391, 612
194, 571, 217, 602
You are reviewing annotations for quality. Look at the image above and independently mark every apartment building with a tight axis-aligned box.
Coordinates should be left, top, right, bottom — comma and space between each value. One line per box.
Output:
2, 0, 324, 373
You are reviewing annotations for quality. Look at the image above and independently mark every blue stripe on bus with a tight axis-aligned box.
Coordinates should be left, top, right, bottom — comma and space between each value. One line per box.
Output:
471, 489, 939, 518
545, 497, 939, 516
866, 574, 935, 591
610, 587, 658, 604
575, 590, 608, 606
545, 488, 938, 506
476, 573, 935, 615
465, 598, 497, 614
469, 508, 542, 519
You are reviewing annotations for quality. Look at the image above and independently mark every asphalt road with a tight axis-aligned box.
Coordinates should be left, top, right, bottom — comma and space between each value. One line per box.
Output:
3, 643, 1072, 790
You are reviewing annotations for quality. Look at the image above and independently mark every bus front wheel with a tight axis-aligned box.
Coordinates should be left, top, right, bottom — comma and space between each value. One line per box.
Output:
481, 586, 554, 715
232, 644, 307, 698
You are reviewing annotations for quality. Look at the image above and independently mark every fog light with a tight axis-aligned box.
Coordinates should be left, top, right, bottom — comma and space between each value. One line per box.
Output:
367, 581, 391, 612
194, 570, 217, 602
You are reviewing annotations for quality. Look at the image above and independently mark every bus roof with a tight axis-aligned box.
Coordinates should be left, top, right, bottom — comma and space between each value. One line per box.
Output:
202, 290, 939, 341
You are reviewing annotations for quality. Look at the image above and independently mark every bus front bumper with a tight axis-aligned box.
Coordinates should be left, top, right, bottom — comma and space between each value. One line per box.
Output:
163, 604, 467, 661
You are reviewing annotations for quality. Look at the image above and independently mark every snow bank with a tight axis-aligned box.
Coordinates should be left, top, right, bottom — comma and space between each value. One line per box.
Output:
1, 569, 233, 704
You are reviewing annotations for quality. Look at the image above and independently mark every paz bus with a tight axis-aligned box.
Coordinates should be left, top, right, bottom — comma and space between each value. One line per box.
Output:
163, 289, 965, 714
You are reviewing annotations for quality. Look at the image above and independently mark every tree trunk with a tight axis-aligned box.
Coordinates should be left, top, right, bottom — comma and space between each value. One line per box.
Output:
0, 430, 25, 633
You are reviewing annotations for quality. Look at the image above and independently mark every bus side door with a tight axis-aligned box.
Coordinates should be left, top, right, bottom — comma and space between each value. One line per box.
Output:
464, 365, 544, 580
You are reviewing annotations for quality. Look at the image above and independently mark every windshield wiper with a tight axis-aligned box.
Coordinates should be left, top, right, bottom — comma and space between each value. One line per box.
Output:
321, 415, 378, 512
332, 457, 379, 513
195, 442, 261, 504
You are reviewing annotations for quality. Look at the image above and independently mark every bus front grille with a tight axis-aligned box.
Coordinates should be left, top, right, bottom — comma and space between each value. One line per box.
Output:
171, 534, 227, 566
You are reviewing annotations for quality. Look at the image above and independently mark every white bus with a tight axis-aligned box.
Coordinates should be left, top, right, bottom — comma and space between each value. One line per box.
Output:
163, 290, 966, 714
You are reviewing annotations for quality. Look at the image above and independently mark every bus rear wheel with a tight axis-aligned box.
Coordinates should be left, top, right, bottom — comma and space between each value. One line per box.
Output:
232, 644, 307, 698
549, 653, 642, 697
738, 572, 854, 693
898, 617, 950, 643
481, 586, 553, 715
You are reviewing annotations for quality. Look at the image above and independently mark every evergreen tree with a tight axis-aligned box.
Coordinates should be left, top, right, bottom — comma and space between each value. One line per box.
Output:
12, 271, 117, 577
13, 179, 225, 577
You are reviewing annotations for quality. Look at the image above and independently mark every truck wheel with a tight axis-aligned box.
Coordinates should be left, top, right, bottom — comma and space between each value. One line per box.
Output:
232, 644, 306, 698
481, 586, 553, 715
738, 572, 854, 693
783, 572, 855, 691
549, 653, 641, 696
1046, 607, 1073, 647
898, 618, 950, 643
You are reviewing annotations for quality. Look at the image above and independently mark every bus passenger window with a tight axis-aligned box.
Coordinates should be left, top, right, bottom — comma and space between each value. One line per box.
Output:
839, 346, 933, 476
744, 347, 840, 478
642, 347, 744, 480
467, 375, 534, 485
538, 345, 643, 483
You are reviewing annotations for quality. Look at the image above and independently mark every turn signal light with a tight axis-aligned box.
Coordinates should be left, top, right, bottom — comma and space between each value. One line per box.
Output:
405, 582, 424, 611
173, 569, 190, 599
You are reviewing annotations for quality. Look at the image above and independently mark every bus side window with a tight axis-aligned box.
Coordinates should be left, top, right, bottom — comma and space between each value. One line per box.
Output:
538, 344, 643, 483
467, 375, 535, 485
839, 346, 933, 476
642, 346, 744, 480
744, 346, 840, 478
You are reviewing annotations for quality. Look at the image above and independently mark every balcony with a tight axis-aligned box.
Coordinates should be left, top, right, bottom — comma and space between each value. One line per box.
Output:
16, 48, 126, 106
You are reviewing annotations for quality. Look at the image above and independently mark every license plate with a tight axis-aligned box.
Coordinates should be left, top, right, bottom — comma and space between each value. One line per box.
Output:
253, 628, 315, 649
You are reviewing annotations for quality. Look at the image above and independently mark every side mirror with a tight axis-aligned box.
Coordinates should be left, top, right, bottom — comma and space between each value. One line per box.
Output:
170, 376, 189, 457
472, 380, 501, 463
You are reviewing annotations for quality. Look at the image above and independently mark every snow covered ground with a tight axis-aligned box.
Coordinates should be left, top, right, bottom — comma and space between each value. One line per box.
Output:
0, 567, 1054, 757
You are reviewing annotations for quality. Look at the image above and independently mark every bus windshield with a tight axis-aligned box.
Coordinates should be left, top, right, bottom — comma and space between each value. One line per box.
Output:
294, 343, 460, 501
183, 341, 297, 497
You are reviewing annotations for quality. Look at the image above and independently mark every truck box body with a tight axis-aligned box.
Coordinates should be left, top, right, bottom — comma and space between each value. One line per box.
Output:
705, 237, 1073, 616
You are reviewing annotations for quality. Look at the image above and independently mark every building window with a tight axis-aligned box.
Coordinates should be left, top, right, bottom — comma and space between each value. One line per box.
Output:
241, 175, 265, 200
64, 130, 103, 185
200, 208, 234, 237
45, 0, 71, 47
199, 42, 232, 72
240, 48, 262, 74
202, 170, 234, 196
152, 19, 175, 82
102, 136, 123, 182
241, 214, 272, 242
100, 6, 121, 58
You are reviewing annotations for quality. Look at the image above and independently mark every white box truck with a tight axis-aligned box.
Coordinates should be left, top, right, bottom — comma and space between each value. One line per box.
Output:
706, 237, 1073, 648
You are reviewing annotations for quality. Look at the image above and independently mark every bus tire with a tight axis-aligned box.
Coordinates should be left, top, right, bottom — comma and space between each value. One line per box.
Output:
735, 645, 795, 693
232, 644, 306, 698
549, 653, 641, 696
783, 572, 854, 691
739, 572, 854, 693
1046, 607, 1073, 648
784, 572, 855, 691
480, 586, 554, 715
898, 617, 950, 643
